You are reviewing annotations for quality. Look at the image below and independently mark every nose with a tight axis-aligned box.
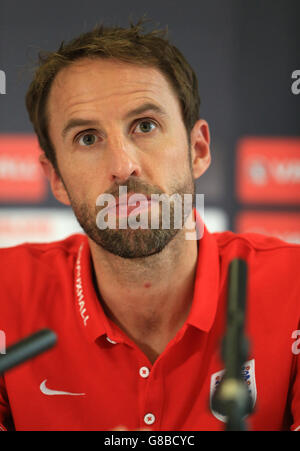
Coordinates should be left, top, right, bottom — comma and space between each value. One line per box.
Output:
106, 135, 142, 183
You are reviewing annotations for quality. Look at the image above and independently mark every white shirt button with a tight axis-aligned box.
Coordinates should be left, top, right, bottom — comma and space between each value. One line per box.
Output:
106, 336, 117, 344
144, 413, 155, 425
139, 366, 150, 378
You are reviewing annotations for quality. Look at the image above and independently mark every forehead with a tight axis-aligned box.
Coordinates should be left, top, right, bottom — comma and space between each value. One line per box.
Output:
47, 57, 182, 122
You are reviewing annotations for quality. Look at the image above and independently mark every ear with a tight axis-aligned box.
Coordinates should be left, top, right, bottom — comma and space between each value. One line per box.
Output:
190, 119, 211, 179
39, 153, 71, 206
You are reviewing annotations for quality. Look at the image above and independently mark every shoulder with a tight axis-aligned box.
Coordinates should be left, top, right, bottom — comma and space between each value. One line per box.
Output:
0, 234, 87, 274
0, 234, 87, 319
0, 235, 88, 343
213, 230, 300, 257
0, 233, 86, 255
212, 230, 300, 293
212, 231, 300, 319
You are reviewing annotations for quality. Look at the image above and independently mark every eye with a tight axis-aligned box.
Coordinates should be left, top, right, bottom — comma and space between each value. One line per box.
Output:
133, 119, 157, 134
77, 132, 99, 147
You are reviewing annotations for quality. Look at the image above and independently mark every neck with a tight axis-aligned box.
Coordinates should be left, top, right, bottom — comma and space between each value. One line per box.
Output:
88, 213, 199, 362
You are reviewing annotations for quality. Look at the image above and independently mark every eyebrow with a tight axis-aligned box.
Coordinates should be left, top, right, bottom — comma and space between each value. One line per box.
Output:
125, 102, 168, 120
61, 102, 168, 139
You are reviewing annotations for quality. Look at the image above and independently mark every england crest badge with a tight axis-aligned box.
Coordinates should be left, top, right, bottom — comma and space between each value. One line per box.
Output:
210, 359, 257, 422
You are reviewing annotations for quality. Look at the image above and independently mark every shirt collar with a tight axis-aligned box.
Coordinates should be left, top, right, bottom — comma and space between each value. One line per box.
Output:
75, 208, 220, 342
74, 237, 108, 342
185, 210, 220, 332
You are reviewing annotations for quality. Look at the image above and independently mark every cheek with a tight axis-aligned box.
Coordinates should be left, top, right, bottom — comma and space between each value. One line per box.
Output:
59, 166, 98, 207
57, 148, 109, 197
161, 144, 191, 180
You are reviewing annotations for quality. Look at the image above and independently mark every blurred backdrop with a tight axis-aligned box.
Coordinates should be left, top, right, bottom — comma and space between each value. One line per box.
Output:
0, 0, 299, 247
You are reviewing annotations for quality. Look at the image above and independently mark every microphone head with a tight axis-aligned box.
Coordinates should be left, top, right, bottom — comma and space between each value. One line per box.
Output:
0, 328, 57, 375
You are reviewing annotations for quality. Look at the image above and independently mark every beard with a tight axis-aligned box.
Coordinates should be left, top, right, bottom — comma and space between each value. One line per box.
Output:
63, 154, 195, 259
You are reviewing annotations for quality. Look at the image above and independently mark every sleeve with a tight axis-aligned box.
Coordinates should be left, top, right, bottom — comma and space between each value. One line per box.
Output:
290, 329, 300, 431
0, 376, 14, 431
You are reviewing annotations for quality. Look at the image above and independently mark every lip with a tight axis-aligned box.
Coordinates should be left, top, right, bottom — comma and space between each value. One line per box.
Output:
106, 193, 158, 218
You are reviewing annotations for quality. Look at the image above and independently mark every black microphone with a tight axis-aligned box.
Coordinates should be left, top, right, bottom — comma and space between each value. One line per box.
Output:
0, 329, 57, 374
211, 258, 252, 431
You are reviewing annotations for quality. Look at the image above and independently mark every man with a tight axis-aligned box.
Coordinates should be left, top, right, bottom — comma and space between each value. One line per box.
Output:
0, 19, 299, 431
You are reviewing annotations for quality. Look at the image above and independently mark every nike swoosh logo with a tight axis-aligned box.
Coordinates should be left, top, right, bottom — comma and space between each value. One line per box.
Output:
40, 379, 86, 396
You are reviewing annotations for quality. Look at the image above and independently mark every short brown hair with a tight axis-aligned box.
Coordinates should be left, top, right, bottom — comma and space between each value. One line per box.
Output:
26, 18, 200, 171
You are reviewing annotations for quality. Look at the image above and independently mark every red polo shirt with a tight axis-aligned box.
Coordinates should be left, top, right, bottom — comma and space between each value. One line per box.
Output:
0, 221, 299, 431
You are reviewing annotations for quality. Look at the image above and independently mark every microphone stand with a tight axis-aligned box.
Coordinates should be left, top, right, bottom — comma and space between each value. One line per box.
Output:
0, 329, 57, 375
211, 259, 253, 431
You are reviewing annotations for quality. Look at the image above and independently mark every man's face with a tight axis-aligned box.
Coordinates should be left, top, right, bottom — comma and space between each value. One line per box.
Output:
46, 57, 205, 258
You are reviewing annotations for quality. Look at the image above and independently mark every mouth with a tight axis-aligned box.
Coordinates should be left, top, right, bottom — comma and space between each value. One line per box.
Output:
110, 192, 157, 218
116, 192, 151, 205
